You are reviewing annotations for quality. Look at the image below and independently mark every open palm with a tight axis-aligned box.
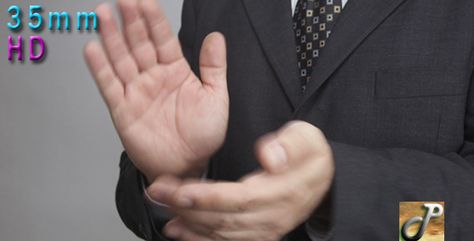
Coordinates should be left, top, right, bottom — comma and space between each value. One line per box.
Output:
84, 0, 229, 181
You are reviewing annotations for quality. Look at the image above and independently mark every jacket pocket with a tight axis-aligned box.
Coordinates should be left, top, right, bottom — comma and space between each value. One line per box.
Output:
375, 68, 467, 99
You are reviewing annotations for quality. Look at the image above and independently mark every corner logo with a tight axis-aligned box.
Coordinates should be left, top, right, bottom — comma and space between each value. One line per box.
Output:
399, 202, 445, 241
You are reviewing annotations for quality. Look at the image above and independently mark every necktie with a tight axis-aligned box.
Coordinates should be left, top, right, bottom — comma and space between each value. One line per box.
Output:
293, 0, 343, 92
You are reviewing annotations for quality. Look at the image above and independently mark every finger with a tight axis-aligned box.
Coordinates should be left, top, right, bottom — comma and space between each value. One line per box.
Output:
166, 216, 272, 241
118, 0, 157, 71
163, 218, 213, 241
165, 216, 215, 239
84, 41, 124, 110
276, 121, 331, 163
256, 122, 334, 207
147, 176, 204, 205
96, 3, 139, 83
199, 32, 228, 94
255, 121, 332, 188
146, 175, 182, 204
172, 208, 253, 234
139, 0, 184, 64
255, 133, 289, 174
170, 182, 263, 212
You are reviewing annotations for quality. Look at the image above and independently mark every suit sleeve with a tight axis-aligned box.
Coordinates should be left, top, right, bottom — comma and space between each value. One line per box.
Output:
313, 69, 474, 240
116, 153, 173, 241
115, 1, 197, 240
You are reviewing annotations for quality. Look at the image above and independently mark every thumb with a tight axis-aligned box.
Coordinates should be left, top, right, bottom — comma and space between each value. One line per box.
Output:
199, 32, 228, 93
256, 121, 330, 174
256, 134, 289, 174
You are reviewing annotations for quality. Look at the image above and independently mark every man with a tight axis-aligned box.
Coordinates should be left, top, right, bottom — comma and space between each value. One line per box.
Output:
84, 0, 474, 240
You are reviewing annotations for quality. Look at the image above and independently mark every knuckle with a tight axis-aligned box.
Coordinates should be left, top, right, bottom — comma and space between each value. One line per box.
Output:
216, 215, 234, 230
283, 121, 319, 142
226, 185, 258, 212
311, 125, 325, 139
280, 121, 332, 157
299, 125, 332, 155
237, 194, 256, 212
282, 121, 311, 136
301, 124, 323, 141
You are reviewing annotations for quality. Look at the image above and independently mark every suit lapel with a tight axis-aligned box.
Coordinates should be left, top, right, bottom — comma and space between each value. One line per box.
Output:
241, 0, 301, 108
300, 0, 409, 107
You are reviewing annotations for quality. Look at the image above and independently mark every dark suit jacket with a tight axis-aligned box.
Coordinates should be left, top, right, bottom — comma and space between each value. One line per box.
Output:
115, 0, 474, 240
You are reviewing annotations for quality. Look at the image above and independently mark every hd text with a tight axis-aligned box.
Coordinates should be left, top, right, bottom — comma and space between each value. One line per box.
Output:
6, 5, 98, 62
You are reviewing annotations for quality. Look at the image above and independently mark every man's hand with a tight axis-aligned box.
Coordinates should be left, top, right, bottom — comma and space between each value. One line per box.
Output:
84, 0, 229, 181
148, 121, 335, 241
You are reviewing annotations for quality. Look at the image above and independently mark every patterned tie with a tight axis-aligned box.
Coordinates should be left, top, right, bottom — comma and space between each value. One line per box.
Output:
293, 0, 343, 92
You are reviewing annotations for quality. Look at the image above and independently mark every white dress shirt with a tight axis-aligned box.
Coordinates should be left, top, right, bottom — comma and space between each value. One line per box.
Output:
291, 0, 348, 14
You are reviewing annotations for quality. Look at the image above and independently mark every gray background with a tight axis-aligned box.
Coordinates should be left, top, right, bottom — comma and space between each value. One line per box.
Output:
0, 1, 183, 241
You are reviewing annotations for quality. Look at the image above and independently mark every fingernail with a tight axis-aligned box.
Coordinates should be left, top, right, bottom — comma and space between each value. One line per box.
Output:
164, 223, 181, 238
265, 140, 288, 171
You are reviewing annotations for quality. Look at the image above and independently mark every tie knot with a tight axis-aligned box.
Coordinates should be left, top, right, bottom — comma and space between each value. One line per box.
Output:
295, 0, 343, 13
